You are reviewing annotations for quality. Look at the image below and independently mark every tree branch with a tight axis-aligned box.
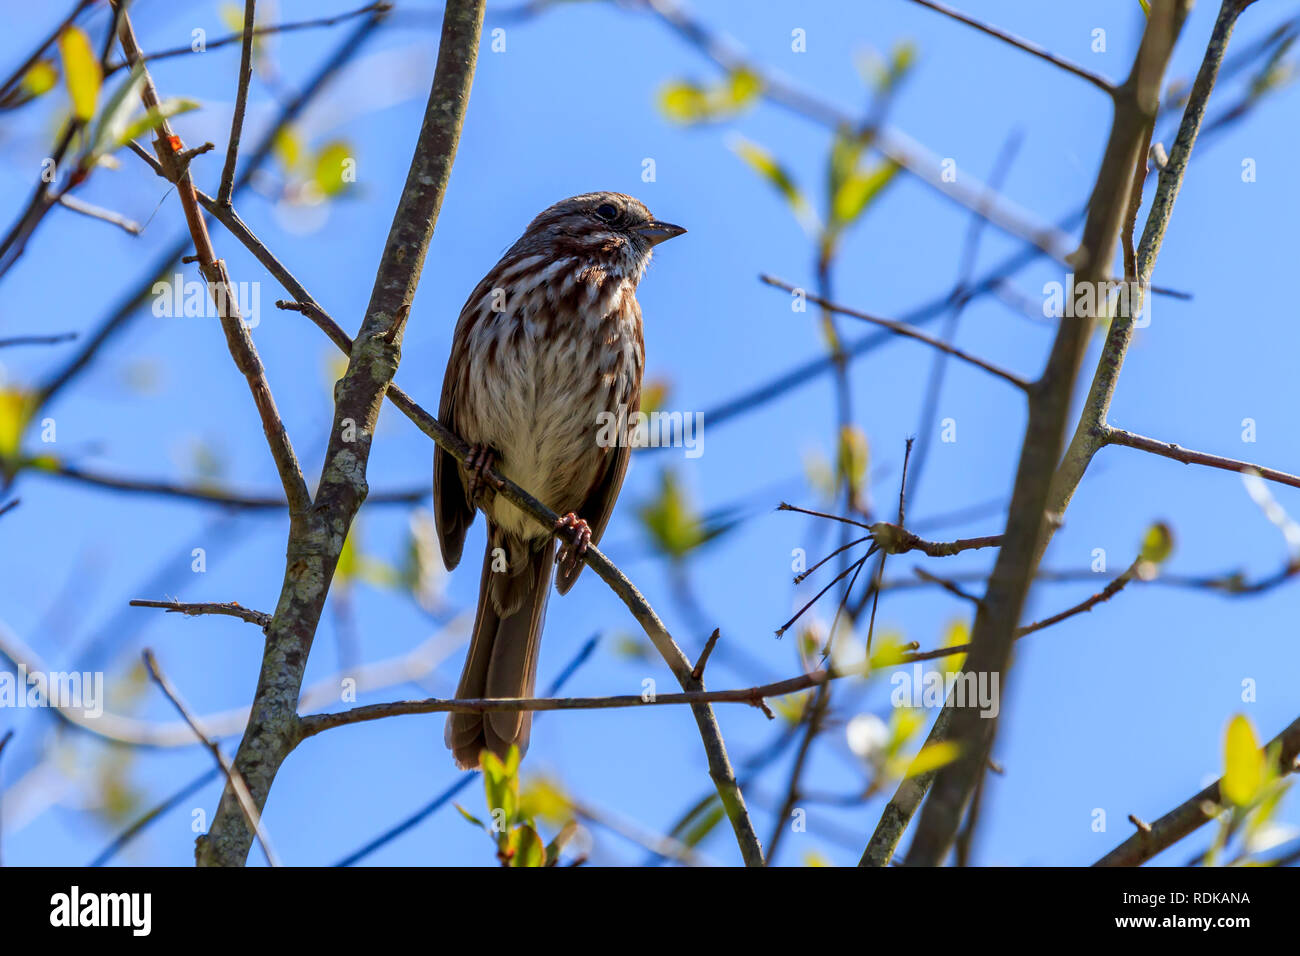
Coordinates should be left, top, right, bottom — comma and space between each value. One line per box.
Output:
760, 275, 1030, 390
196, 0, 486, 868
1094, 712, 1300, 866
905, 0, 1116, 94
1103, 427, 1300, 491
142, 650, 281, 867
130, 599, 272, 629
111, 1, 313, 519
903, 0, 1193, 866
216, 0, 257, 207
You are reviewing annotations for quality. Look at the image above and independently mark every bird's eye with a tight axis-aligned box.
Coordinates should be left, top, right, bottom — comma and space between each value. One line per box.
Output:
594, 202, 619, 222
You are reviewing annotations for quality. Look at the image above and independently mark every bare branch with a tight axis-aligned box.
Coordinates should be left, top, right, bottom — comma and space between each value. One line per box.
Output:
905, 0, 1116, 94
902, 0, 1194, 867
112, 1, 313, 519
1104, 427, 1300, 491
760, 276, 1031, 390
0, 332, 76, 348
56, 194, 142, 235
130, 599, 272, 629
1014, 558, 1142, 638
1095, 713, 1300, 866
103, 1, 394, 76
869, 523, 1003, 558
34, 6, 390, 412
197, 0, 491, 869
216, 0, 258, 207
31, 459, 427, 509
142, 650, 281, 867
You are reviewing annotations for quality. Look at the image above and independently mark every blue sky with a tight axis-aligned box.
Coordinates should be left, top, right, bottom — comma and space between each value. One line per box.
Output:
2, 0, 1299, 866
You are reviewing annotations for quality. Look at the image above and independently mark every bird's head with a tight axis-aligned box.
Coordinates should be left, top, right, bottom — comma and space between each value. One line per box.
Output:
510, 191, 686, 281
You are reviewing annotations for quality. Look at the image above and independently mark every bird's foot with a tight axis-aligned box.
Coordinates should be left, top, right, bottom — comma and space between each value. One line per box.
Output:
555, 512, 592, 577
463, 444, 502, 504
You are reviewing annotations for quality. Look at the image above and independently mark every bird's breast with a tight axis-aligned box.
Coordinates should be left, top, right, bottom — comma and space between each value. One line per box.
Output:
455, 264, 643, 537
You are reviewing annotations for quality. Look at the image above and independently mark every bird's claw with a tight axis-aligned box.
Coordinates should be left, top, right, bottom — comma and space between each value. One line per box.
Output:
556, 512, 592, 576
463, 444, 501, 504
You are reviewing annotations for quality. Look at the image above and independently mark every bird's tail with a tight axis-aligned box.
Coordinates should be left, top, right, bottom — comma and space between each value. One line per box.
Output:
445, 530, 554, 769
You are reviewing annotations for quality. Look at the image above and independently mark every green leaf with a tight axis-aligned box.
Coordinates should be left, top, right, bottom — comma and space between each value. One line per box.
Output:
638, 468, 705, 559
681, 800, 726, 848
890, 741, 961, 779
274, 127, 305, 174
453, 803, 486, 829
519, 776, 572, 825
867, 633, 908, 672
831, 160, 899, 228
0, 388, 35, 461
857, 40, 919, 94
114, 98, 199, 152
1139, 521, 1174, 565
85, 63, 147, 163
730, 136, 817, 233
658, 81, 709, 123
507, 824, 546, 867
657, 68, 761, 125
1137, 0, 1151, 15
58, 26, 100, 121
938, 618, 969, 677
1223, 714, 1264, 807
482, 746, 521, 844
726, 68, 762, 107
313, 140, 354, 196
640, 378, 670, 417
22, 61, 59, 98
836, 425, 869, 499
219, 2, 247, 32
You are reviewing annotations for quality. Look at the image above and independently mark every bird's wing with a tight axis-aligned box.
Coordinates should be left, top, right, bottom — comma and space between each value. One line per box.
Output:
433, 309, 477, 571
555, 359, 642, 595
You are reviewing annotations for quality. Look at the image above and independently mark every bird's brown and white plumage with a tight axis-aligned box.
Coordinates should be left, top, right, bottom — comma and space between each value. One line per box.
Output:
434, 192, 684, 769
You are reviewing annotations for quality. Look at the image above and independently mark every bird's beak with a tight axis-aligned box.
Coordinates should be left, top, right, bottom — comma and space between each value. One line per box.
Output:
635, 220, 687, 246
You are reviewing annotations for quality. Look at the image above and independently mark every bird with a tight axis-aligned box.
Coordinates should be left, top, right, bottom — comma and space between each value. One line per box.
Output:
433, 191, 685, 769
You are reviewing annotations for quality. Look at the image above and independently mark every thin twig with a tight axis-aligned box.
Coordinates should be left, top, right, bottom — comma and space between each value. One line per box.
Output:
692, 628, 721, 681
905, 0, 1116, 94
112, 0, 312, 517
142, 650, 281, 867
903, 0, 1194, 867
130, 599, 272, 629
1014, 559, 1142, 637
56, 194, 142, 234
1104, 427, 1300, 491
761, 275, 1031, 390
34, 5, 391, 412
103, 1, 394, 76
216, 0, 257, 207
0, 332, 76, 347
33, 459, 426, 509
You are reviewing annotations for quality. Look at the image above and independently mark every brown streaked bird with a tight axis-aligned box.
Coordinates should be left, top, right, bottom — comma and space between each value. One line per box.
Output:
434, 192, 685, 769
